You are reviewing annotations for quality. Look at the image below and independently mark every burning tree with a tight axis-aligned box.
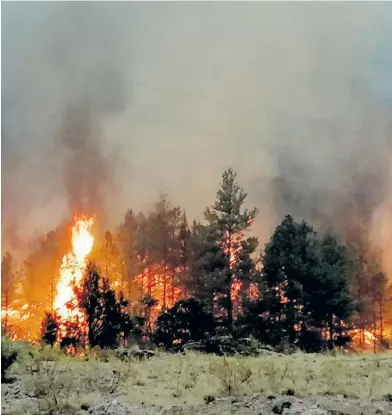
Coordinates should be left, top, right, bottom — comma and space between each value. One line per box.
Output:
116, 195, 188, 331
38, 214, 134, 349
53, 215, 95, 345
1, 253, 17, 335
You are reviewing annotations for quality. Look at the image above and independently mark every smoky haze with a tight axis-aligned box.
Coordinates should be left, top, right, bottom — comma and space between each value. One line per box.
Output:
2, 2, 392, 265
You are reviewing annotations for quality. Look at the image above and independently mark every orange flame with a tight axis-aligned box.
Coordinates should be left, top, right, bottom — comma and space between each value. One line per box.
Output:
53, 215, 94, 340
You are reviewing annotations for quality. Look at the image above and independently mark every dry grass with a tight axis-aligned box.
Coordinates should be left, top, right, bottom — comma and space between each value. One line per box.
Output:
3, 347, 392, 414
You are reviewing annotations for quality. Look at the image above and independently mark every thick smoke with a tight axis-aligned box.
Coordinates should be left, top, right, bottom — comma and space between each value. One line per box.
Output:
2, 3, 392, 271
2, 2, 129, 252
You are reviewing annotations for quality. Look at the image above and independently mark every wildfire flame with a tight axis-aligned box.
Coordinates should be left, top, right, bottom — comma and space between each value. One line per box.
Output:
53, 215, 94, 340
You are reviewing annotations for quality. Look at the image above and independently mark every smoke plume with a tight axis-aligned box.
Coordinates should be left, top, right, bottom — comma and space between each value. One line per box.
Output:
2, 2, 392, 272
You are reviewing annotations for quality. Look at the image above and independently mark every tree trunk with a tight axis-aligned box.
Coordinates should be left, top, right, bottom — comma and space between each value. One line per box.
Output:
171, 273, 175, 308
226, 231, 234, 334
4, 288, 9, 335
379, 296, 384, 346
141, 268, 145, 300
227, 281, 233, 334
328, 316, 334, 343
163, 260, 167, 310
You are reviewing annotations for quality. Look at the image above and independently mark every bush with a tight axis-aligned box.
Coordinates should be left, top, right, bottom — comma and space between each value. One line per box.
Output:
298, 329, 329, 353
1, 337, 18, 382
154, 298, 215, 350
41, 312, 59, 347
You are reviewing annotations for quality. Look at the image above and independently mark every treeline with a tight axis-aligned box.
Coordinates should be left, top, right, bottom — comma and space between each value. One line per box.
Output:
2, 168, 392, 352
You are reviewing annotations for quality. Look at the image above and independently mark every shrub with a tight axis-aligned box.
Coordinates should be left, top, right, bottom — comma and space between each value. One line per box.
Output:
1, 337, 18, 382
298, 329, 329, 353
154, 298, 215, 350
210, 356, 252, 395
41, 312, 59, 347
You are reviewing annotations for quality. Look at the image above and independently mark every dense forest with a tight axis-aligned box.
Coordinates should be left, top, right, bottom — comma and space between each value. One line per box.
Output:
2, 168, 392, 353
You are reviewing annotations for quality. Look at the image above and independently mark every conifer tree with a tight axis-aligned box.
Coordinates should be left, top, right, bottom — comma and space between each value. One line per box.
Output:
147, 193, 183, 309
262, 215, 355, 349
197, 168, 259, 332
117, 210, 146, 302
77, 265, 133, 348
41, 312, 59, 347
154, 298, 214, 350
310, 234, 355, 344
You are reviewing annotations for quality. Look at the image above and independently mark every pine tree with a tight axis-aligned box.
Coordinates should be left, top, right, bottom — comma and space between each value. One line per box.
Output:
262, 215, 320, 345
200, 168, 259, 333
154, 298, 215, 350
175, 211, 191, 302
187, 221, 227, 313
21, 227, 64, 338
345, 238, 379, 348
117, 210, 146, 302
309, 234, 355, 345
94, 230, 123, 289
77, 265, 133, 348
262, 215, 355, 349
147, 193, 184, 310
368, 272, 389, 350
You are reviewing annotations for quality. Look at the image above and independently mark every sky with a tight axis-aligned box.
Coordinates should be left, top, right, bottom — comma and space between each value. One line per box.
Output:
2, 2, 392, 261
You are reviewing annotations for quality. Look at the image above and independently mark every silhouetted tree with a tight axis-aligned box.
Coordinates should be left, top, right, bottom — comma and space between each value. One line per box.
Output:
186, 221, 227, 312
77, 265, 133, 348
262, 215, 354, 349
41, 312, 59, 347
141, 294, 158, 339
309, 234, 355, 345
154, 298, 215, 350
1, 337, 18, 383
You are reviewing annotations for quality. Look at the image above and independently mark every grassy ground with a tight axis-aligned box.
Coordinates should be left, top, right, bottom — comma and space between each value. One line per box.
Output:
2, 344, 392, 414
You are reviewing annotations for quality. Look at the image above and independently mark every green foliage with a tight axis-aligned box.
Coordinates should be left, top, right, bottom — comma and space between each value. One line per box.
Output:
77, 265, 133, 348
187, 221, 227, 311
154, 298, 215, 350
1, 336, 18, 382
191, 168, 259, 332
261, 215, 355, 350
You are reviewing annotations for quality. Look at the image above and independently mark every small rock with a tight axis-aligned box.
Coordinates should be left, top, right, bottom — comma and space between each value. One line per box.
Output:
271, 397, 298, 415
272, 401, 292, 414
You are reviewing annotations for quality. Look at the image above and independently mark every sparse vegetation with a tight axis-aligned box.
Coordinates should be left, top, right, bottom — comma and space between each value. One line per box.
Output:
1, 343, 392, 414
1, 336, 18, 383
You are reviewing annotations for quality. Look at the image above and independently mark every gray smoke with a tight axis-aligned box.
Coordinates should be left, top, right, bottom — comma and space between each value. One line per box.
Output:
2, 3, 392, 266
